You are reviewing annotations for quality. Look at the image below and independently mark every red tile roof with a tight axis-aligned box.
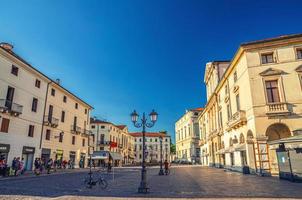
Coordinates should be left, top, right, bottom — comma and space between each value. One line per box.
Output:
191, 107, 203, 111
116, 125, 127, 130
129, 132, 170, 138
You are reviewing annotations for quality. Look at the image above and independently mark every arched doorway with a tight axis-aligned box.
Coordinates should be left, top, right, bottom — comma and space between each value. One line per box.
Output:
266, 123, 291, 175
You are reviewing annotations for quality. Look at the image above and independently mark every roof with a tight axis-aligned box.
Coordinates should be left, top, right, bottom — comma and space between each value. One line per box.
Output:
90, 118, 111, 124
241, 33, 302, 47
190, 107, 203, 111
129, 132, 170, 138
0, 44, 93, 109
116, 125, 127, 130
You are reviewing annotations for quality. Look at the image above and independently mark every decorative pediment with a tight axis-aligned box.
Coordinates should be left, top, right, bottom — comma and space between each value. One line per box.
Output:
259, 68, 285, 76
296, 65, 302, 72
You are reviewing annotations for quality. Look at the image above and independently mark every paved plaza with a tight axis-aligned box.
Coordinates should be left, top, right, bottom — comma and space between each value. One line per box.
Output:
0, 166, 301, 199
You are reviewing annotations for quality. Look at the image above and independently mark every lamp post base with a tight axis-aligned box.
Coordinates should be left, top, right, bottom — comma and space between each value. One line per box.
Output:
158, 168, 164, 175
138, 186, 149, 193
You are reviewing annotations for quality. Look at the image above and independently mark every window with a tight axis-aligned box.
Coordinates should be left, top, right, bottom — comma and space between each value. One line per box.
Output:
236, 94, 240, 111
63, 96, 67, 103
75, 103, 78, 109
265, 80, 280, 103
82, 139, 85, 147
31, 98, 38, 112
0, 118, 10, 133
61, 111, 65, 122
219, 111, 223, 128
165, 138, 168, 142
35, 79, 41, 88
85, 109, 87, 114
91, 125, 95, 129
101, 126, 105, 129
28, 125, 34, 137
261, 53, 274, 64
72, 136, 75, 145
227, 104, 231, 121
155, 138, 158, 142
45, 129, 51, 140
59, 133, 63, 142
11, 65, 18, 76
225, 85, 228, 95
51, 88, 55, 96
233, 71, 238, 82
296, 48, 302, 59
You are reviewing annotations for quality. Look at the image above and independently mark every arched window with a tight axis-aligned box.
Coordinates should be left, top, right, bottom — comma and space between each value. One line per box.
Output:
229, 138, 233, 147
239, 133, 245, 144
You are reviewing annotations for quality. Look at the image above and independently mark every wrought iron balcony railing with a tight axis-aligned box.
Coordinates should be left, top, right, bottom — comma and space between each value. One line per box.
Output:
0, 99, 23, 116
71, 125, 82, 134
44, 115, 59, 127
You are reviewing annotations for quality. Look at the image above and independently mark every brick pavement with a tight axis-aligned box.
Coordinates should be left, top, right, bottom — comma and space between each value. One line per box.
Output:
0, 166, 301, 199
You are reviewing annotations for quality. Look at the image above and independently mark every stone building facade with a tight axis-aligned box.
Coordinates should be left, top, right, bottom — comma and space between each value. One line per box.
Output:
199, 34, 302, 180
175, 108, 202, 163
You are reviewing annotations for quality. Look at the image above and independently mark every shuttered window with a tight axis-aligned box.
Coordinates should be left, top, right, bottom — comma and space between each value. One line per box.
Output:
28, 125, 34, 137
0, 118, 10, 133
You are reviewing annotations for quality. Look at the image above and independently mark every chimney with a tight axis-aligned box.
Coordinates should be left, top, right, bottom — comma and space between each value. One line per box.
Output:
0, 42, 14, 51
55, 79, 61, 85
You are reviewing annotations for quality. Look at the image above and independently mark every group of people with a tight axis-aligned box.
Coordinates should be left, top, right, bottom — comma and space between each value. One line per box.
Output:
0, 157, 25, 177
34, 158, 75, 175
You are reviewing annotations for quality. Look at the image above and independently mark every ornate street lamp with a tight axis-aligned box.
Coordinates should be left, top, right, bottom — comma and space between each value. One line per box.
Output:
158, 135, 164, 175
130, 109, 158, 193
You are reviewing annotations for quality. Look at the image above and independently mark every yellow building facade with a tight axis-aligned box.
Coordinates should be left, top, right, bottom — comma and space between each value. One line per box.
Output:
199, 34, 302, 180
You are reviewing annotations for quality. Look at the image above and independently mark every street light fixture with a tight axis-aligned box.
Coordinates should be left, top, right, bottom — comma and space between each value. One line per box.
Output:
130, 109, 158, 193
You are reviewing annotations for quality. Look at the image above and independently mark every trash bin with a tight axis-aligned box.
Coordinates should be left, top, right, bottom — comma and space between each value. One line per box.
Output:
242, 166, 250, 174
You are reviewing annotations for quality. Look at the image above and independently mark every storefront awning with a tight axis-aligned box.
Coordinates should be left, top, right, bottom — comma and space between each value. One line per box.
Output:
109, 152, 123, 160
91, 151, 109, 160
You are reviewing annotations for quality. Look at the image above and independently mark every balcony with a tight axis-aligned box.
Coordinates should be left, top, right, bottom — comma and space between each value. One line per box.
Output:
0, 99, 23, 116
81, 129, 91, 137
71, 125, 82, 134
266, 102, 290, 116
227, 110, 247, 130
44, 115, 59, 128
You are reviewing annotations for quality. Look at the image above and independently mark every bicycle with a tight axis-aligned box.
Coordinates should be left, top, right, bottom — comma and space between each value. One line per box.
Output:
164, 168, 170, 175
83, 172, 108, 189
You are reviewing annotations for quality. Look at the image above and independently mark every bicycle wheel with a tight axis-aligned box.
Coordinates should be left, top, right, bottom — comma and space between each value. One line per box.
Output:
98, 178, 108, 189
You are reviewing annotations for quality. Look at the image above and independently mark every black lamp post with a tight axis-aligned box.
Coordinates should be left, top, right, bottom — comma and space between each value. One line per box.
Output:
131, 109, 158, 193
158, 135, 164, 175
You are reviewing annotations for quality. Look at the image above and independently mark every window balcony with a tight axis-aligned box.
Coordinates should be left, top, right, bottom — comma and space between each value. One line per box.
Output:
0, 99, 23, 116
44, 115, 59, 128
81, 129, 91, 137
266, 102, 290, 116
227, 110, 247, 130
71, 125, 82, 134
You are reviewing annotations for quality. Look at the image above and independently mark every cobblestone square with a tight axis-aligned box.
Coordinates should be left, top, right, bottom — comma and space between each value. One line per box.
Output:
0, 166, 301, 199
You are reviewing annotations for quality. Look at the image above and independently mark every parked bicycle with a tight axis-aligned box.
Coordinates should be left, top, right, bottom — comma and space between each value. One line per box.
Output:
83, 171, 108, 189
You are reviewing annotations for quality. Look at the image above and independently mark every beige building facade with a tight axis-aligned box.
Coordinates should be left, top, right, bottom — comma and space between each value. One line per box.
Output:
130, 132, 171, 163
90, 119, 134, 166
199, 34, 302, 180
175, 108, 202, 163
0, 42, 92, 170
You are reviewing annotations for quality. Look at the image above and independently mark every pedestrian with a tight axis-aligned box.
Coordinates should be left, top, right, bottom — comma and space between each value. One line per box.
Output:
34, 158, 40, 175
0, 157, 7, 177
19, 158, 25, 175
53, 159, 57, 172
11, 157, 18, 176
39, 158, 43, 174
46, 158, 53, 174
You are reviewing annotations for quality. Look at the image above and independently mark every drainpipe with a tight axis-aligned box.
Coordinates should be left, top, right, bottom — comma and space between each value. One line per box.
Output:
39, 81, 52, 149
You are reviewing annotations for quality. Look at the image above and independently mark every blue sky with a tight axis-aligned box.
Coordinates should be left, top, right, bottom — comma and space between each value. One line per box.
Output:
1, 0, 301, 143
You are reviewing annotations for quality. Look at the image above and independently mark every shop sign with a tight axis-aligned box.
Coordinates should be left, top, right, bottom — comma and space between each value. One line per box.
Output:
22, 146, 35, 154
0, 144, 10, 153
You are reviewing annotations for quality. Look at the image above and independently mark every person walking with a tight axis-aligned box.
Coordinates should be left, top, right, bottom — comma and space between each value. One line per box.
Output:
0, 157, 7, 177
34, 158, 40, 175
46, 158, 53, 174
11, 157, 18, 176
19, 158, 25, 175
164, 160, 170, 175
